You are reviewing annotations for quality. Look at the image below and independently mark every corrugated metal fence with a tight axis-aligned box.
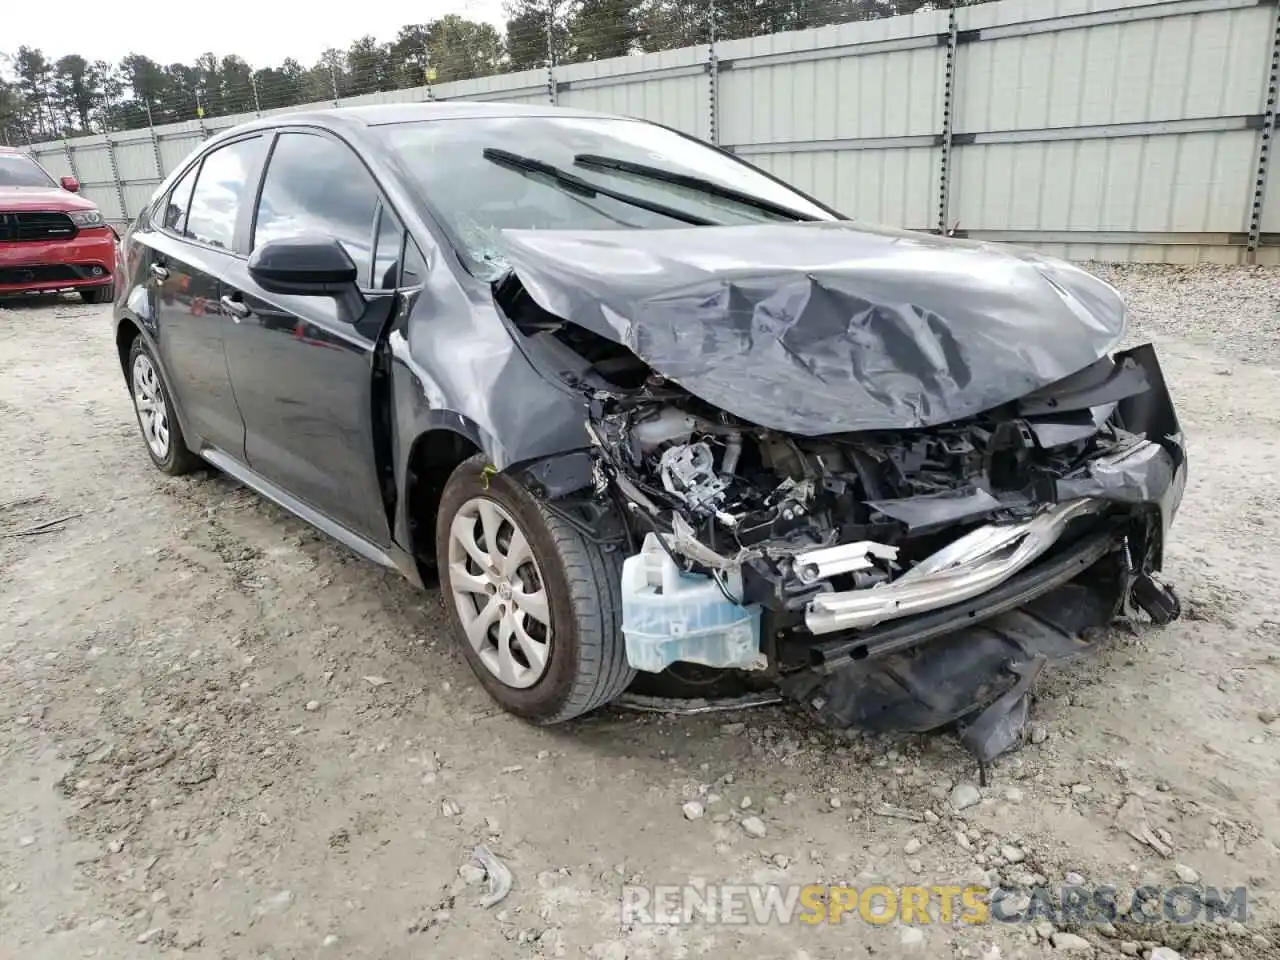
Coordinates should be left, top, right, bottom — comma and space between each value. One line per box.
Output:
24, 0, 1280, 264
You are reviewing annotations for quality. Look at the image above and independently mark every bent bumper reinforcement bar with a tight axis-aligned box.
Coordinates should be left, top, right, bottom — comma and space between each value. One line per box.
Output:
806, 528, 1118, 670
804, 496, 1106, 635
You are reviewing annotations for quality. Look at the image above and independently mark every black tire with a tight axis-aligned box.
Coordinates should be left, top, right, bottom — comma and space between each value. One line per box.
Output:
80, 283, 114, 304
127, 337, 201, 476
436, 455, 634, 723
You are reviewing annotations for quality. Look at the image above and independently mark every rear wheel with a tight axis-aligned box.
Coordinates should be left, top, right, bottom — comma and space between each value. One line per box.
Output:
436, 455, 634, 723
128, 337, 200, 476
79, 283, 114, 304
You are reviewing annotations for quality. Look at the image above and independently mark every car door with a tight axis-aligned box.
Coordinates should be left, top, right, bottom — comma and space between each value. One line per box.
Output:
144, 135, 268, 459
218, 129, 402, 544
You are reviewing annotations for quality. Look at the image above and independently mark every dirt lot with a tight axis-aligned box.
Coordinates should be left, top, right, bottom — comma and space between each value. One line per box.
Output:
1, 264, 1279, 960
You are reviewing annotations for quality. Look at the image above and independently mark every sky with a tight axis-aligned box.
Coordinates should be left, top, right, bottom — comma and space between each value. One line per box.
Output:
9, 0, 508, 67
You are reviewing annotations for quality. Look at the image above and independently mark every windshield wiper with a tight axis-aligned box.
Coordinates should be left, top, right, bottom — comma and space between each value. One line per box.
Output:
573, 153, 822, 222
481, 148, 715, 227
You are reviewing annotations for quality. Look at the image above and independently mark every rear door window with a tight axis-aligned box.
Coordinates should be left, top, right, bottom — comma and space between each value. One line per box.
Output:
184, 136, 268, 252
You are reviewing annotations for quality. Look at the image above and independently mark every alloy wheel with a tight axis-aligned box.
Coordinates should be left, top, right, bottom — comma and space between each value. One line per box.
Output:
132, 352, 170, 460
447, 497, 553, 688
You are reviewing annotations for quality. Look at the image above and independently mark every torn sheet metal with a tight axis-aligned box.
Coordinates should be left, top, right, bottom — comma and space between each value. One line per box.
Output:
866, 487, 1003, 534
1053, 437, 1176, 505
793, 540, 898, 584
806, 431, 1179, 636
1027, 415, 1106, 449
1015, 352, 1150, 417
498, 220, 1128, 434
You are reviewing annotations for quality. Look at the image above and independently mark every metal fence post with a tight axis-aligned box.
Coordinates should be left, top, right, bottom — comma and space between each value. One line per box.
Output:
936, 4, 959, 234
60, 135, 81, 184
103, 130, 130, 225
424, 42, 436, 102
546, 9, 559, 106
708, 0, 720, 146
144, 102, 165, 180
1247, 1, 1280, 263
195, 91, 210, 140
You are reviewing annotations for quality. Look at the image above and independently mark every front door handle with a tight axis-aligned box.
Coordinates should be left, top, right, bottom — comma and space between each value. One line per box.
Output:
149, 263, 169, 282
220, 295, 251, 320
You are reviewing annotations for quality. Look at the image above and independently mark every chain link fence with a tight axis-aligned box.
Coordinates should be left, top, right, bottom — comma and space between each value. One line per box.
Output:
1, 1, 978, 144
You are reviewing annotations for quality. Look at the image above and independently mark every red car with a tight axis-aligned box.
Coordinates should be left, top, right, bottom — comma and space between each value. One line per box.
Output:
0, 146, 117, 303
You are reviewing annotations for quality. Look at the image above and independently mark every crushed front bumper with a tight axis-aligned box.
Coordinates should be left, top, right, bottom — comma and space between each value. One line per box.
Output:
780, 343, 1186, 759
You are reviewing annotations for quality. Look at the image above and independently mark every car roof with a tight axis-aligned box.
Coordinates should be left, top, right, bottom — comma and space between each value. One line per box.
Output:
166, 102, 646, 195
262, 101, 617, 129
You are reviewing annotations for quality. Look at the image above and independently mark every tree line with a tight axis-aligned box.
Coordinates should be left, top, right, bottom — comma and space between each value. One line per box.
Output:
1, 0, 967, 144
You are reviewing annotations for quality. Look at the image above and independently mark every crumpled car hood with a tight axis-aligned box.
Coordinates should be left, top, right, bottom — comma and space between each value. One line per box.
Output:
499, 221, 1128, 434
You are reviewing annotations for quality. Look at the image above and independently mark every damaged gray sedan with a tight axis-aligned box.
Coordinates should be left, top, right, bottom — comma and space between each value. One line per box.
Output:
114, 103, 1185, 762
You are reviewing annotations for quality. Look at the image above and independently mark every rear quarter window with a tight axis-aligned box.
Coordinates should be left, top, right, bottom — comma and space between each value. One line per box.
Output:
159, 164, 199, 235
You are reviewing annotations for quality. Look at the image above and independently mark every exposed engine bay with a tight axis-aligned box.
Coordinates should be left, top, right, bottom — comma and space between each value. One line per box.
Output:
583, 344, 1181, 622
572, 347, 1185, 766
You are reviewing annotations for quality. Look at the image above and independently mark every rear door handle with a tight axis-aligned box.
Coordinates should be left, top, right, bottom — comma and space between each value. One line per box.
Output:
149, 263, 169, 281
219, 295, 251, 321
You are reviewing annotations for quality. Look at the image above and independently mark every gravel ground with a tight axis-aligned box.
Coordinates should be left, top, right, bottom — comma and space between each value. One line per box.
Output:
1, 263, 1279, 960
1090, 263, 1280, 366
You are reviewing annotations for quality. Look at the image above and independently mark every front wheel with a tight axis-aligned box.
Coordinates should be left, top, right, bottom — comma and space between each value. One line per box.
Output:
436, 455, 634, 723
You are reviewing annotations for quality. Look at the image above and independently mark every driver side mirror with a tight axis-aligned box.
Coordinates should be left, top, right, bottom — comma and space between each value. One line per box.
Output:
248, 236, 366, 319
60, 175, 80, 193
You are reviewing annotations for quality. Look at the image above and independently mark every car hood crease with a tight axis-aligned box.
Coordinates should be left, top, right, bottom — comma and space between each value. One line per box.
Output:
498, 221, 1128, 434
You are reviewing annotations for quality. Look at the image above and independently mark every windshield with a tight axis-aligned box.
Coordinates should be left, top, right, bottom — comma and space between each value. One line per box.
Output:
379, 116, 837, 279
0, 153, 55, 188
